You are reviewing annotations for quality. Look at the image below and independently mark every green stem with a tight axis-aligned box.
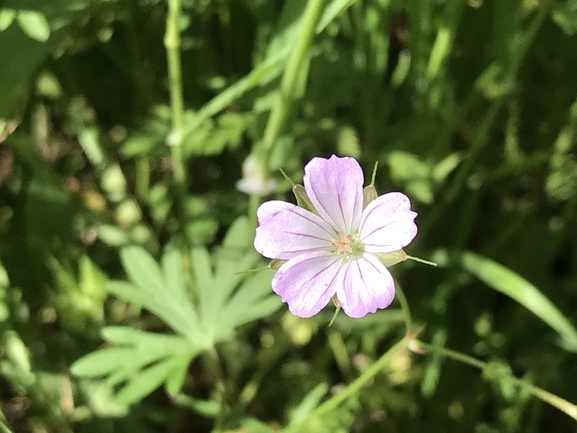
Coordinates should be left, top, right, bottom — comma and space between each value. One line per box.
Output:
249, 0, 326, 223
165, 0, 196, 297
394, 283, 413, 332
261, 0, 326, 165
416, 340, 577, 421
281, 338, 408, 433
204, 348, 228, 433
248, 193, 260, 234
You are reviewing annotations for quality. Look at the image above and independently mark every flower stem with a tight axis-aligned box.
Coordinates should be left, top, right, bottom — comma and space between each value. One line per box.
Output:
394, 282, 413, 332
281, 338, 409, 432
165, 0, 196, 297
415, 340, 577, 421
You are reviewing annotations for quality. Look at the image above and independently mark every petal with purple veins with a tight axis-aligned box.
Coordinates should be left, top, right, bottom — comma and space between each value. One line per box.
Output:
360, 192, 418, 253
254, 201, 335, 260
272, 251, 343, 318
336, 253, 395, 318
303, 155, 363, 234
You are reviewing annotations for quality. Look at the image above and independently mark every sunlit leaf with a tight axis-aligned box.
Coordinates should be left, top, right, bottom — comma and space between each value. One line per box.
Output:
115, 247, 206, 343
16, 11, 50, 42
0, 9, 16, 31
460, 251, 577, 351
195, 217, 281, 340
289, 383, 329, 425
113, 358, 180, 406
71, 347, 157, 378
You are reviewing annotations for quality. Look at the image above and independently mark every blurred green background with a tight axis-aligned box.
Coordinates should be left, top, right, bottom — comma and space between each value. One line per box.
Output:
1, 0, 577, 432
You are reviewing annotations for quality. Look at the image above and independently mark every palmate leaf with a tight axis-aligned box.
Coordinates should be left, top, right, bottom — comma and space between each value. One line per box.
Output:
73, 217, 279, 405
71, 327, 202, 406
109, 246, 208, 344
195, 217, 281, 341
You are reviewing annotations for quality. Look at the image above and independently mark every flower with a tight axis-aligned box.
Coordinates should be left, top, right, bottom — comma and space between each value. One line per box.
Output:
236, 155, 277, 196
254, 155, 418, 318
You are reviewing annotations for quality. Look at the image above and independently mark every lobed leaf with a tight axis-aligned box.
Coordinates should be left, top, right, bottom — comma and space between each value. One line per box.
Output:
113, 358, 181, 406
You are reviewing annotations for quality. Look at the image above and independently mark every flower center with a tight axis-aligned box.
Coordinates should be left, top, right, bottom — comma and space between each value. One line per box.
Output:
332, 232, 354, 255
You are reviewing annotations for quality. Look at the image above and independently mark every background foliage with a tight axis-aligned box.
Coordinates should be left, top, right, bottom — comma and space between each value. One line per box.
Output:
1, 0, 577, 432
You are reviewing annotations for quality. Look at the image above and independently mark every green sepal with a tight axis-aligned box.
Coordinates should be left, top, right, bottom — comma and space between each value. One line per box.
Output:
269, 259, 286, 270
292, 184, 318, 214
363, 185, 378, 209
374, 249, 407, 267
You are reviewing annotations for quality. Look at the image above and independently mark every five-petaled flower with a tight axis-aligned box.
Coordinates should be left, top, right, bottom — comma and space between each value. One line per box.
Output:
254, 155, 418, 318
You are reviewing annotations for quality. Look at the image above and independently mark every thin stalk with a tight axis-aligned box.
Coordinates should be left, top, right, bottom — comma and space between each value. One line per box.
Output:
203, 348, 228, 433
281, 338, 408, 433
416, 340, 577, 421
248, 193, 260, 233
394, 282, 413, 332
249, 0, 326, 218
261, 0, 326, 165
249, 0, 324, 227
165, 0, 195, 297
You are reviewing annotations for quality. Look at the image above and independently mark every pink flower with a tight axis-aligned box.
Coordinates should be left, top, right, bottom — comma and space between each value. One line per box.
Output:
254, 155, 418, 318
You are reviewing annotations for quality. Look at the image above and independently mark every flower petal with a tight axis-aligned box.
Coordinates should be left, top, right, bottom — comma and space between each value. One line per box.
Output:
254, 201, 334, 260
303, 155, 363, 234
360, 192, 418, 253
272, 251, 342, 318
336, 254, 395, 318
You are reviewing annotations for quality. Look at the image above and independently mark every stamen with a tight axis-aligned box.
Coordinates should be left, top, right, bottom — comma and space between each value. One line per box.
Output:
332, 232, 353, 254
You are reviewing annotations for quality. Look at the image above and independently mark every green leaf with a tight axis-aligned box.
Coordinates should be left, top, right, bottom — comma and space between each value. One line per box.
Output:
72, 327, 200, 405
432, 152, 462, 183
289, 383, 329, 425
316, 0, 356, 33
161, 247, 188, 303
387, 150, 430, 180
114, 358, 179, 406
0, 9, 16, 31
97, 225, 131, 246
107, 280, 204, 344
114, 246, 206, 343
194, 217, 281, 340
421, 328, 447, 397
120, 246, 164, 292
216, 271, 281, 334
460, 251, 577, 351
16, 11, 50, 42
102, 327, 193, 353
78, 255, 107, 300
171, 393, 221, 417
212, 218, 260, 304
181, 52, 287, 139
71, 347, 158, 377
164, 355, 191, 395
238, 418, 276, 433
